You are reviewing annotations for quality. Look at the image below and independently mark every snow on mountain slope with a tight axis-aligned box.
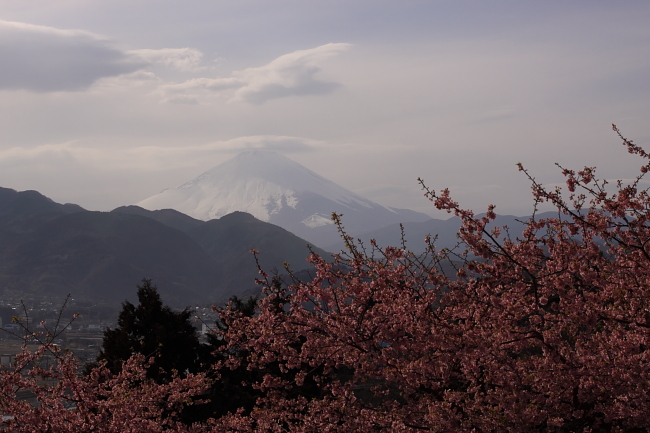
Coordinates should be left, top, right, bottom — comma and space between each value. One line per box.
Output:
137, 151, 432, 248
140, 151, 378, 221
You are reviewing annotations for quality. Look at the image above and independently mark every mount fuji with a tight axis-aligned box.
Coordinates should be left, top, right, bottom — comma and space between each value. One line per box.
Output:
137, 151, 432, 247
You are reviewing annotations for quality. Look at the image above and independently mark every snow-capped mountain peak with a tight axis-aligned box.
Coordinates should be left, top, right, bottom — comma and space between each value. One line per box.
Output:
137, 150, 431, 247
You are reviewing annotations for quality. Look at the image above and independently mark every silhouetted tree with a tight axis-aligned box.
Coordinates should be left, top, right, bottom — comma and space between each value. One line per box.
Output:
192, 287, 326, 422
95, 280, 268, 423
96, 279, 203, 384
183, 294, 262, 422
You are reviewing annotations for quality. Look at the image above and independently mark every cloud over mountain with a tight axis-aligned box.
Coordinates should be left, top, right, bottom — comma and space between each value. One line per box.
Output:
0, 136, 324, 200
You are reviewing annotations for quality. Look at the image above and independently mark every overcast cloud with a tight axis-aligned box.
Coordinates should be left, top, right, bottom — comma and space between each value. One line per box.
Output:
0, 20, 145, 91
157, 43, 350, 105
131, 48, 205, 72
0, 2, 649, 216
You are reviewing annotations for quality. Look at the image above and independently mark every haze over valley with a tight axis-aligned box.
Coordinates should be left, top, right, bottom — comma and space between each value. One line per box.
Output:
0, 151, 443, 307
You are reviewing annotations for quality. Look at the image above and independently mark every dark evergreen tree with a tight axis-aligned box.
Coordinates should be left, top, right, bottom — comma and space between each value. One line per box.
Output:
190, 279, 327, 422
182, 294, 263, 422
96, 279, 203, 384
91, 278, 329, 424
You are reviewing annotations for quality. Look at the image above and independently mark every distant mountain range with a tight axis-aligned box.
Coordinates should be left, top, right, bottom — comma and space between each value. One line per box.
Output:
0, 154, 557, 307
325, 211, 563, 253
0, 187, 327, 307
137, 151, 432, 247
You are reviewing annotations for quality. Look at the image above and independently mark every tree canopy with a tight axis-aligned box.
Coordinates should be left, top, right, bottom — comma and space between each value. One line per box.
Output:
96, 279, 204, 383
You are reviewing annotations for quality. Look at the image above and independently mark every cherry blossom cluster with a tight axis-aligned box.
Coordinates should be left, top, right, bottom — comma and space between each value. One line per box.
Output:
0, 344, 209, 432
210, 128, 650, 431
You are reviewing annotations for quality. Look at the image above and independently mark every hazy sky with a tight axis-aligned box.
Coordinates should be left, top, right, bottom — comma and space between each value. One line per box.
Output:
1, 1, 649, 218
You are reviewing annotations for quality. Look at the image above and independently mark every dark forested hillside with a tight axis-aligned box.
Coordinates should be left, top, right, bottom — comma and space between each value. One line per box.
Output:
111, 205, 205, 233
0, 189, 328, 307
186, 211, 329, 293
113, 207, 330, 300
0, 187, 85, 244
0, 211, 219, 306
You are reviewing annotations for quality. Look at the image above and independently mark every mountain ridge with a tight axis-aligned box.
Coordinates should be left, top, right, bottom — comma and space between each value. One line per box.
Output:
0, 188, 328, 307
325, 211, 564, 254
137, 150, 432, 246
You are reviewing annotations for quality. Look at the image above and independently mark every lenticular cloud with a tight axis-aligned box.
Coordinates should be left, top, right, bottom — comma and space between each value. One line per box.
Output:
157, 43, 351, 105
231, 43, 351, 104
